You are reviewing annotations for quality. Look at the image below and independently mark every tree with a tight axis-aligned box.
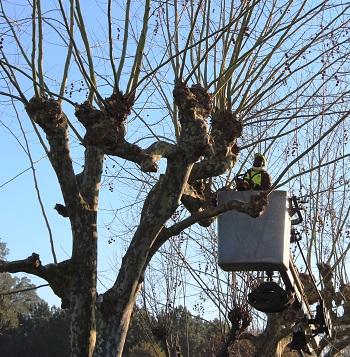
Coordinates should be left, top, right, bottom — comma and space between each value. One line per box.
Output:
0, 241, 41, 331
124, 305, 227, 357
124, 307, 168, 356
0, 301, 70, 357
129, 342, 165, 357
1, 1, 350, 356
0, 242, 70, 356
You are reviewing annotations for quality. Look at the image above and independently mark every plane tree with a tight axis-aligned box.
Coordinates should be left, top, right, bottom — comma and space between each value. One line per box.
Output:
0, 1, 349, 356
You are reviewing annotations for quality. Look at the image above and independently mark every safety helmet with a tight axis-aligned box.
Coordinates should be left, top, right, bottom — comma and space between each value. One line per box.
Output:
254, 153, 267, 166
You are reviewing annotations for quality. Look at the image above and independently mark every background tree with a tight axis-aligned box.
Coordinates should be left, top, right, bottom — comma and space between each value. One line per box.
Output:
0, 301, 70, 357
0, 241, 41, 331
1, 1, 350, 356
0, 241, 70, 356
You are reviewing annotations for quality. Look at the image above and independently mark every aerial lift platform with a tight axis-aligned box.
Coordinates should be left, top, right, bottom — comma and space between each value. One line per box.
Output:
217, 190, 332, 356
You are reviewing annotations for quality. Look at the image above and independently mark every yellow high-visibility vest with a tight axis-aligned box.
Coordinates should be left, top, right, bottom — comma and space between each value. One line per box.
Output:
244, 170, 263, 188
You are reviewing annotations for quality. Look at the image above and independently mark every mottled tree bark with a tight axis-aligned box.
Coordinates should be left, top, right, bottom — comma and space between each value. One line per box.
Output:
25, 96, 104, 356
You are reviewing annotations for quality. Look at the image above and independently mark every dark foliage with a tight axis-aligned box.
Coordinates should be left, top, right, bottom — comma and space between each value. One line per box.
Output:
0, 302, 70, 357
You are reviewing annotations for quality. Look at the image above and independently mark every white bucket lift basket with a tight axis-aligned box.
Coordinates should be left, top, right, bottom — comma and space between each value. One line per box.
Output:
217, 190, 291, 272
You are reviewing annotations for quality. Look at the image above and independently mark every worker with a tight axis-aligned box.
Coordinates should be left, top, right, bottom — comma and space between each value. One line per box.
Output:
235, 153, 272, 191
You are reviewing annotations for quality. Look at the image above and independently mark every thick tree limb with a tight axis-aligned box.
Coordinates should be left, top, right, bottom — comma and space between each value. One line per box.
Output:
300, 264, 350, 326
216, 306, 252, 357
150, 193, 268, 255
104, 141, 161, 172
0, 254, 72, 307
189, 154, 238, 182
25, 96, 84, 217
173, 83, 213, 160
76, 100, 164, 172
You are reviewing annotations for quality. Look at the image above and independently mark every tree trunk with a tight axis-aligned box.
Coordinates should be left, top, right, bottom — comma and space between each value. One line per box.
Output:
94, 282, 142, 357
246, 310, 305, 357
96, 157, 194, 356
254, 339, 291, 357
69, 210, 98, 356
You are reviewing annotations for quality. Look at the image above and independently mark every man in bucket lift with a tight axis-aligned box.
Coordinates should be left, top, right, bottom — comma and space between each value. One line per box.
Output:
236, 153, 272, 191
